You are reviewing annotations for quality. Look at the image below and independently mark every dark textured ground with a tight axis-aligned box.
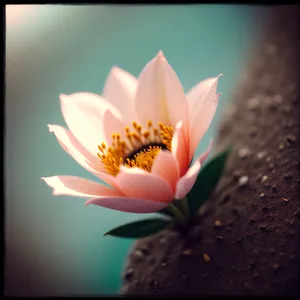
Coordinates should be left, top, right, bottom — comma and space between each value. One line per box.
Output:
121, 6, 300, 296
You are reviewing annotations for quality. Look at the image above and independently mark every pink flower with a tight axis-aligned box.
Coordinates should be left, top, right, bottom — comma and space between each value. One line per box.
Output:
42, 51, 221, 213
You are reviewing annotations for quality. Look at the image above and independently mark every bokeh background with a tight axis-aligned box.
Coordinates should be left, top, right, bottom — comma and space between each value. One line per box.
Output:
5, 4, 262, 296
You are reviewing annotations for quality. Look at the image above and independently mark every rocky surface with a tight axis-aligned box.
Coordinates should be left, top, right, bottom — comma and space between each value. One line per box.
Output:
121, 6, 300, 296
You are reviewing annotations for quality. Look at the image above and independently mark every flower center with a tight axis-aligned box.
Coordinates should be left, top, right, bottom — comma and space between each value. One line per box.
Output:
97, 121, 173, 176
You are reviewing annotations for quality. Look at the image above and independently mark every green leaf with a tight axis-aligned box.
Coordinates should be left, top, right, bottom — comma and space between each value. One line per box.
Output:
104, 218, 172, 239
157, 207, 174, 218
187, 147, 232, 217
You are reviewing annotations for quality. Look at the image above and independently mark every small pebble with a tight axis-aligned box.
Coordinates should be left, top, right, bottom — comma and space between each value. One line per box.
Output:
261, 176, 268, 183
259, 193, 266, 199
238, 147, 251, 159
216, 236, 224, 241
134, 249, 144, 260
214, 220, 224, 228
281, 197, 289, 203
266, 156, 272, 162
257, 150, 268, 159
239, 176, 249, 187
203, 253, 211, 263
182, 249, 197, 256
247, 97, 259, 110
278, 143, 285, 151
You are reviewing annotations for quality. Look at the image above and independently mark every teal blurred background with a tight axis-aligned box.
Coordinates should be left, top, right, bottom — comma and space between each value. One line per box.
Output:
5, 4, 259, 296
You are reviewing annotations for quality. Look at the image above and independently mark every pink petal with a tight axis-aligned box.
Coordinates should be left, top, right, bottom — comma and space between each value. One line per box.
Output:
59, 92, 120, 156
102, 110, 126, 146
47, 124, 118, 189
174, 141, 212, 199
151, 149, 179, 193
199, 139, 213, 165
86, 196, 167, 213
116, 166, 174, 203
135, 51, 189, 133
187, 75, 221, 161
103, 67, 138, 124
187, 77, 218, 124
171, 121, 189, 177
42, 176, 122, 198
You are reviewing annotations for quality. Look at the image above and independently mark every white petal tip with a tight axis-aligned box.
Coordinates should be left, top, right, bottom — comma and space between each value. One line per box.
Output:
157, 50, 166, 60
111, 65, 120, 73
59, 93, 69, 101
47, 124, 54, 132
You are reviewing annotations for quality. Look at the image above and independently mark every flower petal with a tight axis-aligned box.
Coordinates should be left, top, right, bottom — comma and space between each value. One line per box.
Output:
171, 121, 189, 177
42, 176, 122, 198
187, 75, 221, 161
86, 196, 167, 213
174, 160, 201, 200
102, 110, 126, 146
47, 124, 118, 189
59, 92, 120, 156
199, 139, 213, 165
151, 149, 179, 193
135, 51, 189, 133
116, 166, 174, 203
103, 67, 138, 124
174, 141, 212, 199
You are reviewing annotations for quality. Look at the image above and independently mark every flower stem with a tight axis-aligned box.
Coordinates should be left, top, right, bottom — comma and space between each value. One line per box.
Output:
177, 196, 190, 219
167, 203, 186, 223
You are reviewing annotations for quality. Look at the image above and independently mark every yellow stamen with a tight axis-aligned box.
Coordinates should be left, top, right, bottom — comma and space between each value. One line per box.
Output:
97, 120, 174, 176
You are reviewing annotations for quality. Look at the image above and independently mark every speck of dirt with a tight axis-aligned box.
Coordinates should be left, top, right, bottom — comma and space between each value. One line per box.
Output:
260, 193, 266, 199
247, 97, 260, 110
203, 253, 211, 263
182, 249, 197, 256
257, 150, 268, 159
238, 147, 252, 159
278, 143, 285, 151
239, 176, 249, 187
261, 176, 268, 183
214, 220, 224, 228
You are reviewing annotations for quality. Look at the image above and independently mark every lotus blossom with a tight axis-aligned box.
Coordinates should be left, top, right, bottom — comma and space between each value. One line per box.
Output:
42, 51, 221, 214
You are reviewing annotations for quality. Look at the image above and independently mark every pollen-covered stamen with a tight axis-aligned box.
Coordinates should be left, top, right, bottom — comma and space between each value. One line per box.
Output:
125, 146, 162, 172
97, 120, 174, 176
159, 123, 173, 151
